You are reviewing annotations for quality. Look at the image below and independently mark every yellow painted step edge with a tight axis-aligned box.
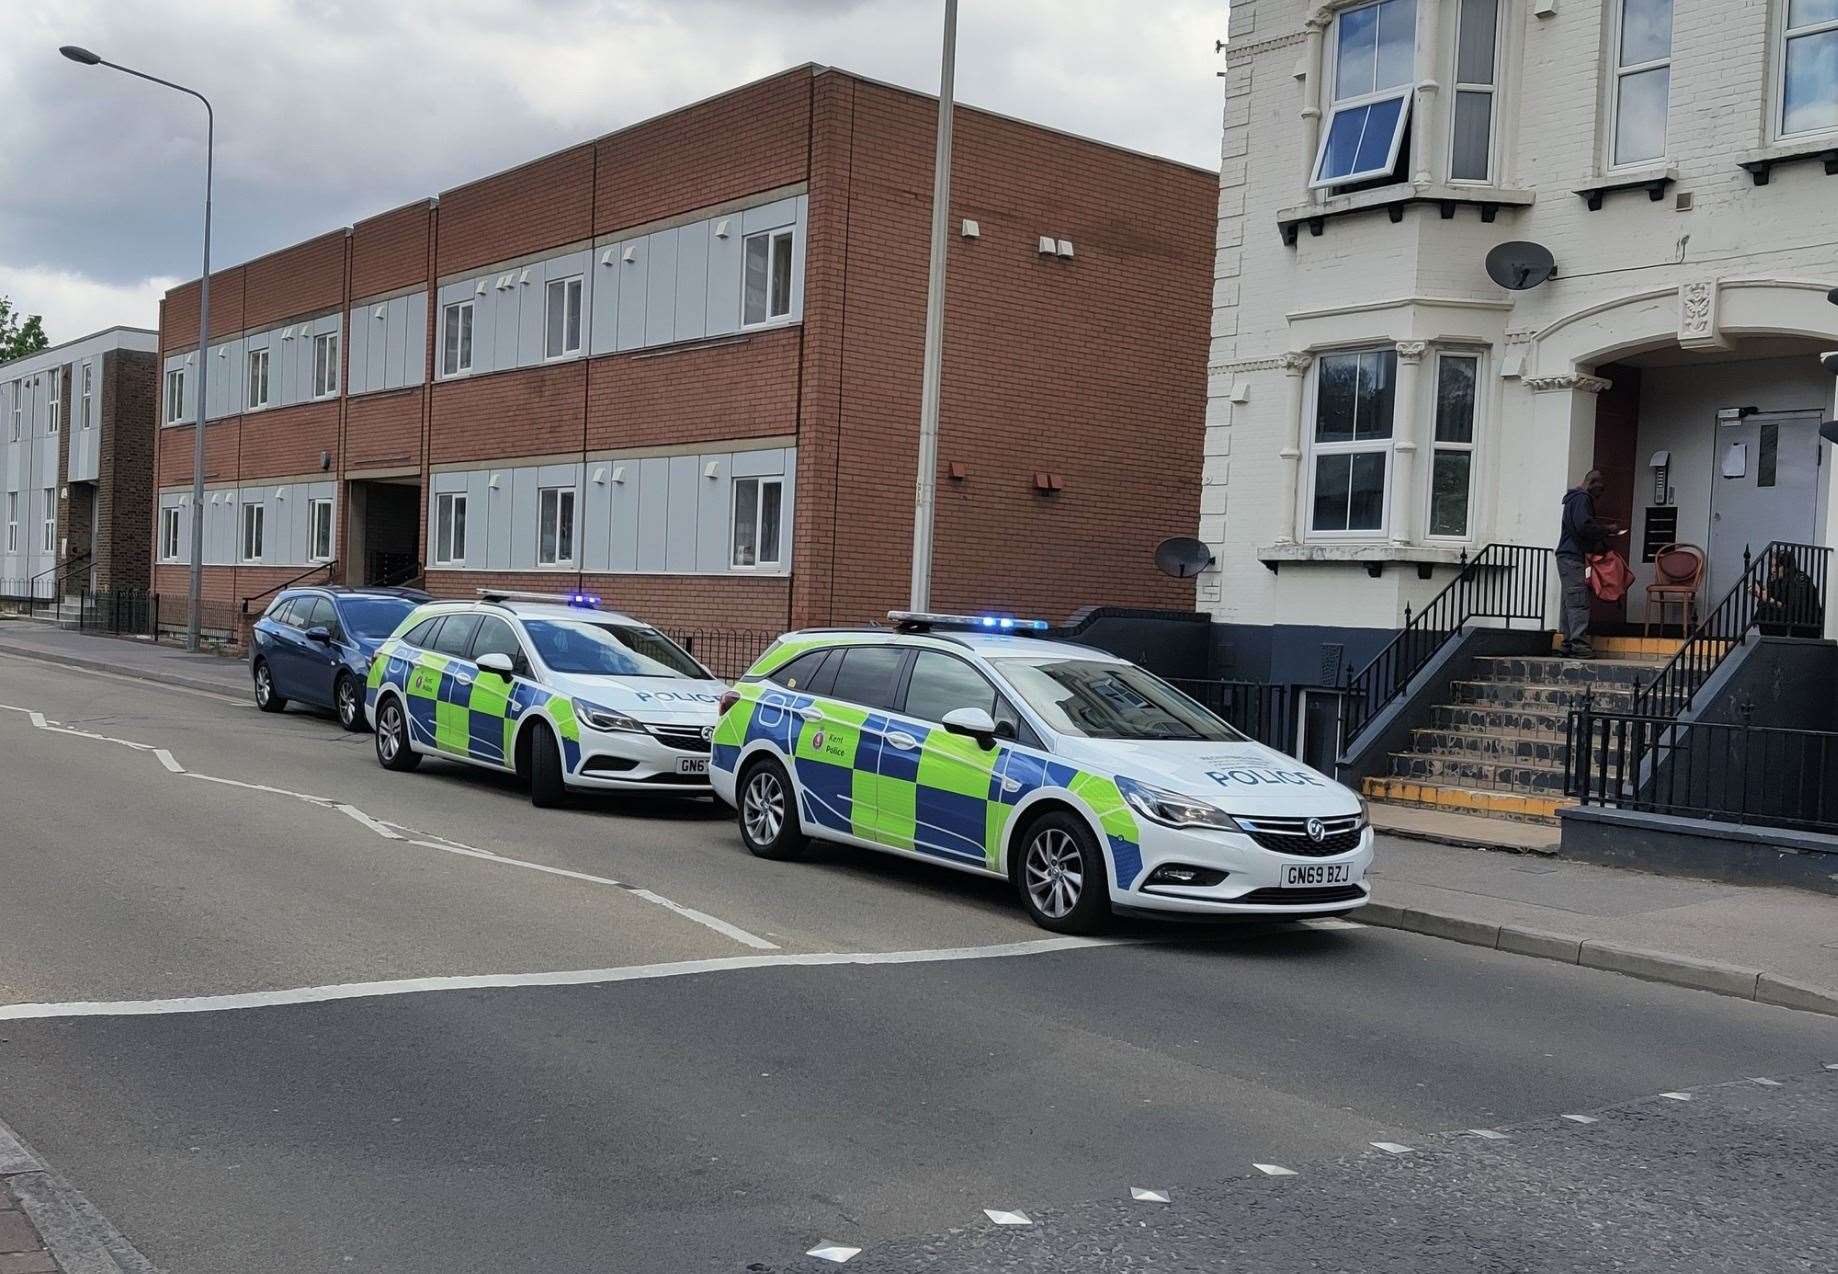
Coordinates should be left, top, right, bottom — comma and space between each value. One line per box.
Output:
1362, 776, 1566, 820
1546, 634, 1684, 657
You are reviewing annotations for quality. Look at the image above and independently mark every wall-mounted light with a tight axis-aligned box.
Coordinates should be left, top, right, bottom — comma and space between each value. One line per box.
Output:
591, 465, 609, 484
475, 280, 488, 295
517, 268, 530, 286
714, 219, 732, 239
1037, 235, 1056, 255
374, 305, 387, 320
1228, 383, 1250, 404
703, 460, 721, 480
488, 473, 502, 490
609, 464, 626, 484
274, 487, 287, 500
961, 219, 980, 239
600, 248, 617, 266
622, 245, 638, 264
1033, 472, 1065, 493
216, 346, 227, 358
1055, 239, 1075, 259
948, 461, 968, 481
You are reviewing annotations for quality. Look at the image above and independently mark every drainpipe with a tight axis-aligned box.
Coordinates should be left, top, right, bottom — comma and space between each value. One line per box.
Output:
1276, 351, 1315, 544
1301, 12, 1328, 201
1411, 0, 1444, 185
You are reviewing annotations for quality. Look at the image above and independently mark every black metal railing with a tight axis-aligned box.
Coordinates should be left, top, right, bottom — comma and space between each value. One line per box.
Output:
240, 560, 338, 617
21, 554, 93, 619
664, 627, 781, 680
75, 588, 159, 637
1632, 540, 1829, 721
1568, 698, 1838, 834
1341, 544, 1552, 744
1169, 679, 1298, 754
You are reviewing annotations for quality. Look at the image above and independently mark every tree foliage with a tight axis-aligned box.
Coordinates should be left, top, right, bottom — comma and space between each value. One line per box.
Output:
0, 296, 50, 362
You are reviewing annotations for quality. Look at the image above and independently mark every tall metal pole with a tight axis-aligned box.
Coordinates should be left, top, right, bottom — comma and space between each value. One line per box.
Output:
59, 48, 213, 649
908, 0, 958, 611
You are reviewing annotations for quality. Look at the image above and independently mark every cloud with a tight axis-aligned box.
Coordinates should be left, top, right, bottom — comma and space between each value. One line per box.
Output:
2, 1, 1224, 328
0, 263, 177, 345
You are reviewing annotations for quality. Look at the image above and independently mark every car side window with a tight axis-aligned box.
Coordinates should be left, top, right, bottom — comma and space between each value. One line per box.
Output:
430, 614, 482, 659
826, 646, 907, 711
303, 597, 338, 632
766, 648, 832, 693
401, 617, 440, 649
902, 650, 1035, 745
268, 597, 300, 627
470, 616, 525, 668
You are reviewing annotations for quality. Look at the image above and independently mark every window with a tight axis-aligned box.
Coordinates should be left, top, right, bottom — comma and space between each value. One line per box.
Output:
537, 485, 575, 566
4, 493, 15, 551
9, 382, 20, 440
301, 596, 339, 634
545, 276, 583, 358
523, 620, 705, 677
1610, 0, 1672, 167
1780, 0, 1838, 137
731, 476, 785, 568
1449, 0, 1500, 181
267, 596, 302, 627
47, 372, 59, 434
441, 301, 474, 376
308, 497, 334, 562
434, 491, 468, 566
80, 363, 92, 429
40, 488, 54, 552
160, 506, 181, 561
743, 228, 795, 326
401, 616, 442, 649
430, 613, 482, 658
312, 332, 339, 398
165, 367, 185, 423
1429, 353, 1480, 538
902, 651, 1016, 735
766, 648, 835, 693
827, 646, 907, 711
247, 348, 270, 411
241, 500, 265, 562
996, 657, 1245, 743
1312, 0, 1417, 188
340, 596, 419, 641
1309, 349, 1396, 535
469, 616, 526, 669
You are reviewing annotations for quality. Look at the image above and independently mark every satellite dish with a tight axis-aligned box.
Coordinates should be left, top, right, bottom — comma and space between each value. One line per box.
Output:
1485, 241, 1558, 291
1154, 536, 1215, 579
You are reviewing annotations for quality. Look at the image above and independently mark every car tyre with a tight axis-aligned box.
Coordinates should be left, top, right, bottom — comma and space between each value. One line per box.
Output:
373, 693, 421, 772
253, 659, 288, 713
738, 757, 809, 861
1015, 810, 1110, 935
335, 671, 367, 732
529, 723, 568, 809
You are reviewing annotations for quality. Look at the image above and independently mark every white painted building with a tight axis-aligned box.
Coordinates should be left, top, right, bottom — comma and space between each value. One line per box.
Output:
1205, 0, 1838, 681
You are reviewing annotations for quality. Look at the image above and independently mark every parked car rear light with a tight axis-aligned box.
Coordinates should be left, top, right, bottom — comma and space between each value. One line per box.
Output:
717, 690, 740, 716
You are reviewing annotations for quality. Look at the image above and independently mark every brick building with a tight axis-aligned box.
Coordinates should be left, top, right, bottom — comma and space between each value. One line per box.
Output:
152, 65, 1214, 639
1, 326, 159, 601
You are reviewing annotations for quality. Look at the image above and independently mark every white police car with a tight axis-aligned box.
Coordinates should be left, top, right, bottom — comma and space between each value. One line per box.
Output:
366, 590, 726, 805
711, 612, 1372, 932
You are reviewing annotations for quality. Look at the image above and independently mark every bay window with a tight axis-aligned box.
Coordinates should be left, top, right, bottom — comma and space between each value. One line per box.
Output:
1428, 353, 1480, 539
1780, 0, 1838, 137
1610, 0, 1672, 167
1313, 0, 1417, 189
1308, 349, 1395, 535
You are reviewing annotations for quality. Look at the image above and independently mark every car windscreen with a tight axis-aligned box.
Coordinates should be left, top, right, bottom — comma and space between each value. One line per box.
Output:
993, 657, 1246, 742
523, 619, 706, 678
338, 597, 421, 640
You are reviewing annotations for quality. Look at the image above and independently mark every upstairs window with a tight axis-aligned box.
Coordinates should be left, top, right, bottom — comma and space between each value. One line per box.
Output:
8, 383, 18, 441
247, 347, 271, 411
47, 373, 60, 435
160, 506, 181, 561
1308, 349, 1396, 535
165, 367, 186, 424
442, 300, 474, 376
545, 276, 583, 359
743, 228, 795, 326
3, 492, 14, 551
1610, 0, 1672, 167
309, 497, 334, 562
241, 500, 265, 562
1313, 0, 1417, 188
434, 491, 468, 565
1450, 0, 1501, 182
1780, 0, 1838, 137
731, 476, 785, 569
537, 485, 576, 566
80, 363, 93, 429
312, 331, 339, 398
40, 487, 54, 552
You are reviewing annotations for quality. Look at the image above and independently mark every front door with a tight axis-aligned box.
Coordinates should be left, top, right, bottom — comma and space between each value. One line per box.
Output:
1707, 411, 1821, 598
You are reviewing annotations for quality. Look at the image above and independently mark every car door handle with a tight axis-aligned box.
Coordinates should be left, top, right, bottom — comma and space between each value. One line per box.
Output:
886, 731, 919, 751
796, 706, 825, 722
453, 672, 473, 687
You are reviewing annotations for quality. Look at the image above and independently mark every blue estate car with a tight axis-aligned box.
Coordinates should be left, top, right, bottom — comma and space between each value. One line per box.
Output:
250, 586, 431, 731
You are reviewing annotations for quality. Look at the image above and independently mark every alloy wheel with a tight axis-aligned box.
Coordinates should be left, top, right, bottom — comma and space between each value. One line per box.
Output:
743, 769, 785, 846
338, 677, 359, 728
1024, 828, 1084, 919
255, 665, 272, 706
379, 703, 401, 761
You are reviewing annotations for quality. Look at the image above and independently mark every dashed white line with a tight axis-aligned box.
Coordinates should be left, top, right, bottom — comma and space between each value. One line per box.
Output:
983, 1209, 1032, 1226
1750, 1077, 1783, 1087
1561, 1114, 1599, 1124
1468, 1129, 1510, 1140
153, 748, 185, 773
1130, 1187, 1170, 1203
337, 803, 404, 840
1253, 1163, 1297, 1177
1660, 1092, 1692, 1101
806, 1243, 861, 1263
1370, 1141, 1414, 1154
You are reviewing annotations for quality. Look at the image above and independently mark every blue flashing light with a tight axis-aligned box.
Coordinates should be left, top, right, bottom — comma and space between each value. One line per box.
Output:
569, 593, 602, 609
888, 610, 1052, 634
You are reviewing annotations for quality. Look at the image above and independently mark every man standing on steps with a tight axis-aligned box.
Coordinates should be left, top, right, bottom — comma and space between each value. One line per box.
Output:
1557, 470, 1614, 659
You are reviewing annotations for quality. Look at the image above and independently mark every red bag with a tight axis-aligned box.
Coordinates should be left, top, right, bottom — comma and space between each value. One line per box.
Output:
1586, 551, 1633, 603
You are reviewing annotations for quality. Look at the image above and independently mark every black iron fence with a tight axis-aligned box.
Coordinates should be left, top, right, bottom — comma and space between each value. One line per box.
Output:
1567, 700, 1838, 834
1342, 544, 1552, 744
1169, 679, 1298, 754
665, 627, 780, 680
73, 588, 159, 637
1633, 540, 1829, 720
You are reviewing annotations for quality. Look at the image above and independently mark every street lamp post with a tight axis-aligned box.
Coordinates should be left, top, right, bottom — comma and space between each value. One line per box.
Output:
61, 45, 213, 652
908, 0, 958, 612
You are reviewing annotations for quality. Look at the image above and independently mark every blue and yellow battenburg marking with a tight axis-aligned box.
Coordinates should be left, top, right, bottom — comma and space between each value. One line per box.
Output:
367, 628, 581, 772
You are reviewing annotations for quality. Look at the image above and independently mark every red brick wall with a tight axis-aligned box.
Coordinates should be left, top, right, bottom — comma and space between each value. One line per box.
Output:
425, 568, 791, 636
429, 362, 587, 464
437, 145, 595, 277
585, 327, 801, 451
352, 202, 434, 300
101, 349, 157, 592
236, 401, 339, 479
161, 266, 246, 350
243, 232, 346, 329
346, 389, 425, 471
157, 421, 238, 487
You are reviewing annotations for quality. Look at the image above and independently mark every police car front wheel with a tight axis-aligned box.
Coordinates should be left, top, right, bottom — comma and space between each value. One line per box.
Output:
374, 695, 421, 773
1016, 812, 1109, 934
739, 758, 809, 861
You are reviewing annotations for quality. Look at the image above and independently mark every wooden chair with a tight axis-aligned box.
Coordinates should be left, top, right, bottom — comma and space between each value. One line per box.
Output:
1645, 543, 1706, 638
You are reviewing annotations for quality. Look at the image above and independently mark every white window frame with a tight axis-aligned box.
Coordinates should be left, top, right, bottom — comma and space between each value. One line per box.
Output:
730, 475, 787, 570
1425, 350, 1483, 542
247, 347, 271, 411
308, 497, 334, 562
160, 506, 181, 562
742, 228, 796, 327
1607, 0, 1672, 170
434, 491, 468, 566
4, 493, 15, 553
441, 300, 475, 377
544, 275, 584, 360
1304, 347, 1398, 540
311, 331, 340, 399
1310, 0, 1417, 190
1776, 0, 1838, 140
9, 382, 21, 441
536, 485, 576, 567
46, 371, 60, 435
241, 500, 265, 563
1447, 0, 1502, 184
40, 487, 55, 553
165, 367, 186, 424
80, 363, 93, 430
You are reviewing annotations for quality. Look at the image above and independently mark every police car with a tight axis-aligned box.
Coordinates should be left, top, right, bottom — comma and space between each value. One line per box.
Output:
366, 591, 726, 805
711, 612, 1372, 933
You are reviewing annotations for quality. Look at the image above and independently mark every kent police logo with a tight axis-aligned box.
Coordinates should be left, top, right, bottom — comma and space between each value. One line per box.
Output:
1306, 817, 1326, 843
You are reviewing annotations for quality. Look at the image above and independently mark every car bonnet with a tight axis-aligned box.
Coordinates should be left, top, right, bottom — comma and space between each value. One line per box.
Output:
541, 670, 727, 723
1053, 736, 1360, 816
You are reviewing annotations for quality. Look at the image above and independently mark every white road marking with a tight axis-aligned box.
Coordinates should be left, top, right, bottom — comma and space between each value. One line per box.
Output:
1302, 917, 1359, 930
983, 1209, 1032, 1226
1561, 1114, 1598, 1124
1660, 1091, 1692, 1101
0, 935, 1116, 1021
806, 1244, 862, 1263
1370, 1141, 1413, 1154
1750, 1077, 1782, 1087
1253, 1163, 1297, 1177
1468, 1129, 1509, 1140
337, 803, 404, 839
1824, 1062, 1838, 1070
1130, 1187, 1170, 1203
154, 748, 186, 773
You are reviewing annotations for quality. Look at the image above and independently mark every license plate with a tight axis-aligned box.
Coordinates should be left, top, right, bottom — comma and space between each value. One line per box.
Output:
1283, 862, 1353, 887
676, 757, 710, 776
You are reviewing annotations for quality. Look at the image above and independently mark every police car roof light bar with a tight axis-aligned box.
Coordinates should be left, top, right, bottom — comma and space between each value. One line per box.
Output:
888, 610, 1051, 634
475, 588, 602, 609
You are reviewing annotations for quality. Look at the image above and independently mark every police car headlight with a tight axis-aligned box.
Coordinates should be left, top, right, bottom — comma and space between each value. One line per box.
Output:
573, 699, 642, 733
1122, 783, 1242, 832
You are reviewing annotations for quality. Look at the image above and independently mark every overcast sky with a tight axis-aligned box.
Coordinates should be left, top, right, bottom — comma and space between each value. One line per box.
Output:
1, 1, 1225, 344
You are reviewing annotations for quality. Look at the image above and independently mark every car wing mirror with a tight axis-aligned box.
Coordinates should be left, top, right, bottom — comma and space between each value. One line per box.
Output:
942, 706, 999, 750
303, 625, 332, 643
477, 652, 516, 679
